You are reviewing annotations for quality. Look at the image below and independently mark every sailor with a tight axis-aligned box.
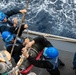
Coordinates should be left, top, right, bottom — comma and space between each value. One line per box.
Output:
0, 8, 28, 37
1, 31, 29, 63
22, 46, 60, 75
22, 36, 65, 75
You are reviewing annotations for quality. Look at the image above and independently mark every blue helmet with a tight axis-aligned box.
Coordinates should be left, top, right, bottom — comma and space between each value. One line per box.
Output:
2, 31, 14, 43
0, 12, 6, 21
43, 47, 59, 58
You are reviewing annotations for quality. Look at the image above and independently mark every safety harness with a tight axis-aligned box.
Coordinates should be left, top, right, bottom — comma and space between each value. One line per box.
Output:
41, 55, 58, 69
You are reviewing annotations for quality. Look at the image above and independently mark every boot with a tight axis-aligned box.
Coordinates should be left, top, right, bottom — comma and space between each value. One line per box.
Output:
58, 58, 65, 66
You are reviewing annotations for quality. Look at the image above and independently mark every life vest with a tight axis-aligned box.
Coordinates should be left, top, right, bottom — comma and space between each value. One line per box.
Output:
4, 36, 24, 63
0, 19, 14, 33
41, 55, 58, 69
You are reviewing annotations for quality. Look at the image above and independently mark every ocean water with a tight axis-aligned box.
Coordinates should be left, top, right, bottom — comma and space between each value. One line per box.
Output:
0, 0, 76, 39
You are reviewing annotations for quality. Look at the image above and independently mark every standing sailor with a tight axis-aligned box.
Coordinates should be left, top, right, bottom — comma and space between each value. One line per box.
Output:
0, 8, 28, 36
1, 31, 29, 63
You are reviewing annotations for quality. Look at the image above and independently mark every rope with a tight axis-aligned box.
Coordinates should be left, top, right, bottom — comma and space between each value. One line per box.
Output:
11, 0, 30, 56
7, 48, 30, 75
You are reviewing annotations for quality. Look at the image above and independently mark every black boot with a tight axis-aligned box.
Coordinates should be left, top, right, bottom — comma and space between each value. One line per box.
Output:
59, 62, 65, 66
58, 58, 65, 66
73, 66, 76, 70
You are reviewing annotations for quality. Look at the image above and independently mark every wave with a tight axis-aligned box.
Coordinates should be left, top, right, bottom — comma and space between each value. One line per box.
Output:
0, 0, 76, 39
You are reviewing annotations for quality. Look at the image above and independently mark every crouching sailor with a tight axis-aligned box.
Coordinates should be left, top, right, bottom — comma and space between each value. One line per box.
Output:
22, 47, 60, 75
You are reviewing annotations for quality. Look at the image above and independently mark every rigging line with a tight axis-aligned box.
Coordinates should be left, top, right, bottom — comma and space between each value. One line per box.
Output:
10, 0, 30, 56
26, 28, 29, 38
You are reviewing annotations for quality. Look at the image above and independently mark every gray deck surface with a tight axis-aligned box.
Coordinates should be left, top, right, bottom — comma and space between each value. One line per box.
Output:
0, 36, 75, 75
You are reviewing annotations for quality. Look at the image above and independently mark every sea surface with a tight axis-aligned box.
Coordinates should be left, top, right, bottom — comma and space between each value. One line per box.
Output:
0, 0, 76, 39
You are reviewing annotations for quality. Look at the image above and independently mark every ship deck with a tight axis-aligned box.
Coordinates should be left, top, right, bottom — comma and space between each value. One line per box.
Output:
0, 35, 75, 75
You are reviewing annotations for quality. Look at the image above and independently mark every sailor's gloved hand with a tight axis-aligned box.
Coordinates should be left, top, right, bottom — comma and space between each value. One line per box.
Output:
24, 24, 28, 29
22, 47, 29, 58
13, 18, 18, 27
25, 40, 35, 49
19, 9, 27, 14
23, 38, 30, 46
